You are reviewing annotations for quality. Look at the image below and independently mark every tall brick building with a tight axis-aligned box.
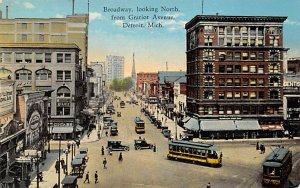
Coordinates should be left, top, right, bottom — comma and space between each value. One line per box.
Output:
185, 15, 288, 137
136, 72, 158, 96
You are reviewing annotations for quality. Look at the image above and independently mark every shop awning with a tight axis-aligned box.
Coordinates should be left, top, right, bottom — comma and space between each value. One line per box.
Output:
235, 120, 261, 130
50, 126, 74, 134
76, 125, 84, 132
183, 118, 200, 131
260, 125, 284, 131
200, 120, 236, 131
200, 120, 261, 131
61, 176, 77, 185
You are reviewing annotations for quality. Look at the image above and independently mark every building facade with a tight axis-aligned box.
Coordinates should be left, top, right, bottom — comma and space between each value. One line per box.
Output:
287, 58, 300, 74
174, 82, 187, 115
136, 72, 158, 97
185, 15, 288, 138
0, 43, 85, 139
283, 74, 300, 136
0, 14, 89, 71
106, 55, 124, 82
0, 79, 26, 180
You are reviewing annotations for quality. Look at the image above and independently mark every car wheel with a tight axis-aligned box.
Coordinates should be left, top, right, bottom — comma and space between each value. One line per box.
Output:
125, 147, 130, 151
136, 146, 141, 150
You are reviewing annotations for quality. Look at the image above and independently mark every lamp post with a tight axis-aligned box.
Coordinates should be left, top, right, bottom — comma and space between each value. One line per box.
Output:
175, 112, 178, 140
33, 151, 42, 188
64, 149, 69, 175
58, 135, 61, 188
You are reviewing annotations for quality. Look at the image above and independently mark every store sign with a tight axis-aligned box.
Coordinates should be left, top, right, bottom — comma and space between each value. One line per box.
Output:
27, 103, 43, 130
284, 81, 300, 87
53, 122, 73, 127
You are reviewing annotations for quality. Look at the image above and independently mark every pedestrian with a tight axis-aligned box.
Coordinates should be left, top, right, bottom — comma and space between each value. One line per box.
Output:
105, 131, 108, 137
179, 133, 182, 139
84, 172, 90, 183
256, 142, 259, 150
94, 171, 98, 184
207, 182, 211, 188
103, 158, 107, 169
119, 152, 123, 161
220, 152, 223, 158
101, 146, 104, 155
60, 158, 65, 170
55, 159, 60, 173
67, 141, 71, 150
87, 132, 90, 139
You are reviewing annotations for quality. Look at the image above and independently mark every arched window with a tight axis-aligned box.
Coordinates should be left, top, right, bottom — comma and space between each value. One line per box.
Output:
36, 69, 52, 80
270, 77, 279, 86
57, 86, 71, 98
0, 68, 12, 79
15, 69, 32, 80
270, 90, 279, 99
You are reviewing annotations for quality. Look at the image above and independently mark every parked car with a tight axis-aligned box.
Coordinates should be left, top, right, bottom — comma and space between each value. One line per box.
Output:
149, 115, 156, 124
134, 138, 153, 150
155, 120, 162, 128
144, 110, 150, 116
107, 141, 129, 151
161, 126, 168, 133
162, 129, 171, 138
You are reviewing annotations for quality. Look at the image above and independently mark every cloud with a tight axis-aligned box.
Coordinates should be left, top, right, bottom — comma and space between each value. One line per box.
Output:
23, 2, 35, 9
285, 19, 300, 26
115, 20, 124, 27
55, 14, 64, 18
89, 12, 103, 21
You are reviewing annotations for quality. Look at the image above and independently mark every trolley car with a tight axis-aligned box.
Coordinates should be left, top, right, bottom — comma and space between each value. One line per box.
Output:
167, 140, 222, 167
262, 146, 292, 186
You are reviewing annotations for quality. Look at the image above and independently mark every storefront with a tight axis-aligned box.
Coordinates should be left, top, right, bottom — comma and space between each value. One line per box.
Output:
49, 118, 76, 140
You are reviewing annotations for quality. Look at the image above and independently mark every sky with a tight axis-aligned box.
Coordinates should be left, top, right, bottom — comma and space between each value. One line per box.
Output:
1, 0, 300, 76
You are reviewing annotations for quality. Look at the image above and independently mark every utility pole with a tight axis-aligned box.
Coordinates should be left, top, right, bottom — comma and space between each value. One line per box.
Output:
202, 0, 204, 15
58, 135, 61, 188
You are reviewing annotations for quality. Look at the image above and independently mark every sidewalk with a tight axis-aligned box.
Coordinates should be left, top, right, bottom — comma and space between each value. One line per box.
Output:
29, 116, 103, 188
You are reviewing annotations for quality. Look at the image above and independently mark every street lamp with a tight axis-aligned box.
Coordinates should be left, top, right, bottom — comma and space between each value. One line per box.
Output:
32, 151, 42, 188
58, 134, 61, 188
64, 148, 70, 175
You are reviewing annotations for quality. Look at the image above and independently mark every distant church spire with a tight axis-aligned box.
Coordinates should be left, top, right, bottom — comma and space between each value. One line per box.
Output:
131, 53, 137, 91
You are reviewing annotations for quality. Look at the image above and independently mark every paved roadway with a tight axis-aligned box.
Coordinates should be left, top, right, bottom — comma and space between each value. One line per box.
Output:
29, 93, 300, 188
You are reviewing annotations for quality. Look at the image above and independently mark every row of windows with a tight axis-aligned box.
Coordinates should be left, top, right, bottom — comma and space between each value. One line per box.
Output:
218, 65, 265, 74
20, 34, 45, 42
203, 90, 279, 100
0, 52, 72, 64
189, 63, 279, 75
204, 26, 280, 36
187, 50, 280, 62
8, 69, 71, 81
203, 105, 280, 115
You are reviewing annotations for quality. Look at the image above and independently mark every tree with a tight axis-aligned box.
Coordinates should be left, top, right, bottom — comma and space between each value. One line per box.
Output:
109, 77, 133, 92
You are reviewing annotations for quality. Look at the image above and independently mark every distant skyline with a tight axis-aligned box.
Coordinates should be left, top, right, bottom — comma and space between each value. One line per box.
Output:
1, 0, 300, 76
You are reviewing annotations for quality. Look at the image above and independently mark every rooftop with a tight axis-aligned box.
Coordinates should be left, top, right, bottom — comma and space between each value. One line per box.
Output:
0, 43, 80, 50
186, 15, 288, 29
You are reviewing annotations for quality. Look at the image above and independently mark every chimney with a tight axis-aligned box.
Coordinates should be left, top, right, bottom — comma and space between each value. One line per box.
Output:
72, 0, 74, 15
6, 5, 8, 19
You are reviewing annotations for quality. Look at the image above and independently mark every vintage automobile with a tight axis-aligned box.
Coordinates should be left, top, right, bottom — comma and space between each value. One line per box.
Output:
79, 147, 88, 155
134, 138, 153, 150
149, 115, 157, 124
155, 120, 162, 128
162, 129, 171, 138
61, 175, 78, 188
107, 141, 130, 151
110, 125, 118, 136
120, 101, 125, 108
117, 112, 121, 117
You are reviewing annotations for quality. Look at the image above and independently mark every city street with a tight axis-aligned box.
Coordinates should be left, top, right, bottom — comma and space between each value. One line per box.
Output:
30, 93, 300, 188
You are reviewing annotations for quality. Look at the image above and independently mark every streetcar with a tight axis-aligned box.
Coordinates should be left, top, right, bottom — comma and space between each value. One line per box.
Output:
134, 117, 145, 134
262, 146, 292, 186
167, 140, 222, 167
